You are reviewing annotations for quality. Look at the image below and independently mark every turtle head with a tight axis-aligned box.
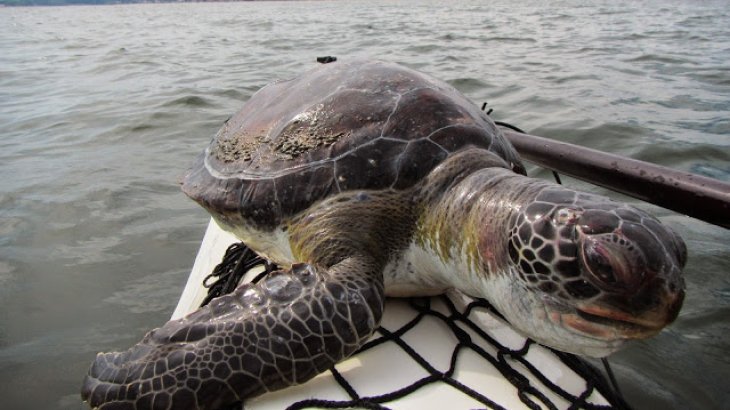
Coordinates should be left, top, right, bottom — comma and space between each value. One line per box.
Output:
498, 187, 686, 357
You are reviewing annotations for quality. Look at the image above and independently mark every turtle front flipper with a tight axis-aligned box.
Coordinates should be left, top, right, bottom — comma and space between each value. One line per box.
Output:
81, 257, 384, 410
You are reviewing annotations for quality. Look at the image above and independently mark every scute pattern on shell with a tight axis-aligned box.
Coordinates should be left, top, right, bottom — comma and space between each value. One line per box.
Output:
182, 60, 524, 230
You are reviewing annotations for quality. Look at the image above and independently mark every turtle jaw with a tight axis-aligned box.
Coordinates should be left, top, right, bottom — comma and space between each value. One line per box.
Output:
492, 279, 683, 358
479, 274, 626, 357
566, 306, 664, 340
535, 277, 685, 356
567, 280, 685, 340
528, 299, 635, 357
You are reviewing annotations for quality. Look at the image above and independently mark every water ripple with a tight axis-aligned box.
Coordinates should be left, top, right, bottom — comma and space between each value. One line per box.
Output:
0, 1, 729, 409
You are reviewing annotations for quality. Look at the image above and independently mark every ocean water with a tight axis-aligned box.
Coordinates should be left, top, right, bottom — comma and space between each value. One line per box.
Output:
1, 1, 729, 409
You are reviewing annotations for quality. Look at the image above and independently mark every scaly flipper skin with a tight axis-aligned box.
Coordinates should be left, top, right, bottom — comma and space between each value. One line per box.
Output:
81, 258, 384, 410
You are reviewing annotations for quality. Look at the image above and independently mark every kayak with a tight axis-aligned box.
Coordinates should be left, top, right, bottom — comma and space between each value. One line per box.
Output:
172, 219, 617, 410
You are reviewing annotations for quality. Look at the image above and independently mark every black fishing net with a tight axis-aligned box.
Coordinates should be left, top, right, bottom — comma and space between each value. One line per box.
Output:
201, 243, 632, 410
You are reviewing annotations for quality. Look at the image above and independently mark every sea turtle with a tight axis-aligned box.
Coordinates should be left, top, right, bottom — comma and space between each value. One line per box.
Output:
82, 60, 686, 410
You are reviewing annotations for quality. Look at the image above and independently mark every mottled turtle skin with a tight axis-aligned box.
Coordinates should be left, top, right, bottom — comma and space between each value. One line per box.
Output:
82, 60, 686, 410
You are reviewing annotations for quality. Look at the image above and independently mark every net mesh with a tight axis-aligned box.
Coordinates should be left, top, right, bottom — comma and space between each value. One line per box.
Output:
201, 244, 632, 410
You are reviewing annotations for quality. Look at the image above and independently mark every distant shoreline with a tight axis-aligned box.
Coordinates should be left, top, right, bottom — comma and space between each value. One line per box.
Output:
0, 0, 309, 7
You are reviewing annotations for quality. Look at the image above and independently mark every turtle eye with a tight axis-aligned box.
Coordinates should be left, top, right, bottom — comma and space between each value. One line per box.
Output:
581, 235, 645, 290
584, 247, 616, 284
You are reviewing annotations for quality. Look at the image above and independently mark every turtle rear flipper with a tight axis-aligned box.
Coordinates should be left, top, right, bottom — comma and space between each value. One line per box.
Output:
81, 259, 384, 410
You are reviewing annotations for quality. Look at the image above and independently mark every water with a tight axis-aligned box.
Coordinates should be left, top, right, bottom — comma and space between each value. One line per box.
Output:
1, 1, 728, 409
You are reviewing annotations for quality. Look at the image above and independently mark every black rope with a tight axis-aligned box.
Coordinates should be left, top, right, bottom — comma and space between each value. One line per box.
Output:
199, 243, 278, 307
484, 103, 563, 185
602, 357, 624, 399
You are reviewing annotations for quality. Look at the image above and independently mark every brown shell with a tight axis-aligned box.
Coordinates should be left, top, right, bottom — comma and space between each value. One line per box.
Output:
182, 60, 524, 230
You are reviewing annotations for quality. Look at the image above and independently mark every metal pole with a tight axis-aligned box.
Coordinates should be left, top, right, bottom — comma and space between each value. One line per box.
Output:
499, 127, 730, 229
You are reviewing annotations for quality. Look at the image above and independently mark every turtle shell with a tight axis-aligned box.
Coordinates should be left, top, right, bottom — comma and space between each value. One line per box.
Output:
182, 60, 524, 230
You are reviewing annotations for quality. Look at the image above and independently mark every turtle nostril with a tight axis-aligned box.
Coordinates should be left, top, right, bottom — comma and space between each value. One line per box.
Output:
667, 277, 685, 295
665, 287, 685, 323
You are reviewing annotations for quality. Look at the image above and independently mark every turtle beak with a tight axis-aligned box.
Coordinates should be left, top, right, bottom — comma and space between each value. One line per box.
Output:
573, 273, 685, 339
